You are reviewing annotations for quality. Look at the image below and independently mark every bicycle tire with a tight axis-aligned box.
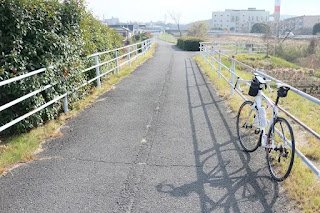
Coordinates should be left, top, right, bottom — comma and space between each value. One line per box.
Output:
266, 117, 295, 182
236, 101, 260, 152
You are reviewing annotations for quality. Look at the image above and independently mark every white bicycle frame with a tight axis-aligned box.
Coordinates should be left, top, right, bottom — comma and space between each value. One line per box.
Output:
237, 78, 282, 149
251, 89, 279, 148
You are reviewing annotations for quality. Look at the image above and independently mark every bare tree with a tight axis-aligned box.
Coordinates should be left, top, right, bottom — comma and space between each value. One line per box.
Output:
168, 11, 182, 37
267, 21, 297, 43
263, 21, 298, 57
188, 21, 208, 38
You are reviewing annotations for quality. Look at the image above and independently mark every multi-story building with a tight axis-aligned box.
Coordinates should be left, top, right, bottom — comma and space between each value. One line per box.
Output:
103, 17, 120, 25
212, 8, 270, 32
280, 15, 320, 35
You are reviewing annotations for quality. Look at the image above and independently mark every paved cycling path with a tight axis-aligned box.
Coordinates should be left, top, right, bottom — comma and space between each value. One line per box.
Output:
0, 41, 295, 212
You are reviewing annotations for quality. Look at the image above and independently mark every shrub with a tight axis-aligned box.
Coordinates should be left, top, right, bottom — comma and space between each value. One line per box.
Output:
251, 23, 270, 34
274, 44, 309, 62
188, 21, 208, 38
0, 0, 122, 134
177, 36, 205, 51
307, 38, 318, 54
313, 23, 320, 35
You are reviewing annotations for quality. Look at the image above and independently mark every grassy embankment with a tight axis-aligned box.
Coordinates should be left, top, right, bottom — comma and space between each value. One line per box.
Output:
0, 43, 157, 175
159, 33, 177, 43
194, 53, 320, 213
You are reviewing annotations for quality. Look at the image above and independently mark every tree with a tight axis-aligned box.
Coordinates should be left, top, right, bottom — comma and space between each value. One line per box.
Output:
251, 23, 270, 34
168, 11, 182, 37
187, 21, 208, 38
313, 23, 320, 35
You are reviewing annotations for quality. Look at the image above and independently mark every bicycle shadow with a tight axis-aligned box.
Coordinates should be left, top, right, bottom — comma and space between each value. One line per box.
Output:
156, 58, 279, 212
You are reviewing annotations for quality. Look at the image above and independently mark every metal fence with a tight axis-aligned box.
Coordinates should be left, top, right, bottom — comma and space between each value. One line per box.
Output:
199, 42, 320, 177
0, 38, 155, 133
204, 41, 268, 55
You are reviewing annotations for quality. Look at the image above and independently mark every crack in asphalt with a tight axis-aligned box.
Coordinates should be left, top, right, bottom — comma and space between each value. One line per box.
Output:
35, 155, 222, 169
113, 49, 174, 213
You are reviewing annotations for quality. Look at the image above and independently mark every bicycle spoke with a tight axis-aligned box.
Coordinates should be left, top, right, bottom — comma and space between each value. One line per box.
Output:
237, 101, 260, 152
267, 118, 295, 181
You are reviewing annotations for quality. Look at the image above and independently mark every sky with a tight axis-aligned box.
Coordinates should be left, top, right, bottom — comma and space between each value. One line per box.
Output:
86, 0, 320, 24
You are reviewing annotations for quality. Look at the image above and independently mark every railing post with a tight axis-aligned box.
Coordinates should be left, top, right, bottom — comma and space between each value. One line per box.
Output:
136, 43, 138, 61
127, 46, 131, 66
205, 45, 208, 63
230, 56, 236, 95
94, 55, 101, 88
235, 42, 238, 55
115, 50, 119, 74
218, 50, 221, 79
63, 95, 69, 113
211, 48, 215, 70
200, 43, 204, 59
142, 42, 145, 56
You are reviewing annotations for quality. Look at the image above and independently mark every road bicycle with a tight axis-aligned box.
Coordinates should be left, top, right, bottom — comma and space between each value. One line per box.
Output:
235, 74, 295, 181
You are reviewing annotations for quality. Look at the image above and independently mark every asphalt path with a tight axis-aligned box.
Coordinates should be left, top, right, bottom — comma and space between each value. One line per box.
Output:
0, 40, 295, 213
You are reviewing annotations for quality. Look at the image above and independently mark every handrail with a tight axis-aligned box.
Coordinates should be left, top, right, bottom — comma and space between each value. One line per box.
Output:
88, 39, 147, 58
199, 42, 320, 177
0, 38, 155, 133
200, 41, 267, 55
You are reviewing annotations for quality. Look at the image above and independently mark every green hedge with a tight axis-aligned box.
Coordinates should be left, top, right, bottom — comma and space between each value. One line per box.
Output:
0, 0, 122, 134
177, 37, 204, 51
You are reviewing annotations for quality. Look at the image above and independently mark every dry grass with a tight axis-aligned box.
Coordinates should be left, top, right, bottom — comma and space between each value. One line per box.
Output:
194, 55, 320, 212
0, 43, 157, 175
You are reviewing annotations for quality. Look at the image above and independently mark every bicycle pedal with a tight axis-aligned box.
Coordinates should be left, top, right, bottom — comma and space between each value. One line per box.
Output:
254, 129, 260, 134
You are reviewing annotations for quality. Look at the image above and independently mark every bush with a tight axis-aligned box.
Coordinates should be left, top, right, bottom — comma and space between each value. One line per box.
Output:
251, 23, 270, 34
177, 36, 205, 51
274, 44, 309, 62
313, 23, 320, 35
307, 39, 318, 54
0, 0, 122, 134
188, 21, 208, 38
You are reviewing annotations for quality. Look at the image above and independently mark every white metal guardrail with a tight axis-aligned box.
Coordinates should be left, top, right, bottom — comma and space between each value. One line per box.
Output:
0, 38, 155, 133
202, 41, 267, 55
199, 42, 320, 177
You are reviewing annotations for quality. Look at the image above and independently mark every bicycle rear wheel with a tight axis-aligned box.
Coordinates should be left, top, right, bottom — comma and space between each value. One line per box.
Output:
266, 117, 295, 182
236, 101, 260, 152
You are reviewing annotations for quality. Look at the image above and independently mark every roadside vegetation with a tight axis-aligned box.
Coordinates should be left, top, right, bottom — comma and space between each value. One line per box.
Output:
177, 37, 204, 51
0, 0, 123, 135
159, 33, 177, 43
194, 53, 320, 212
0, 44, 157, 175
208, 34, 320, 74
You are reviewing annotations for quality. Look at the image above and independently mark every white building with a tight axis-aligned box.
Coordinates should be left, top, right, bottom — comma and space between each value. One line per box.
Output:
103, 17, 120, 25
281, 15, 320, 35
212, 8, 270, 32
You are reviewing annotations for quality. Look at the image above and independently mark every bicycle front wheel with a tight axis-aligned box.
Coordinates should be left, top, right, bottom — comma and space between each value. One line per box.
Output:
236, 101, 260, 152
266, 117, 295, 182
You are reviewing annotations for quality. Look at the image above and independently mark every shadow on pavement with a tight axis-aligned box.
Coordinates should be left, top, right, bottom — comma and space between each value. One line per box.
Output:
156, 57, 279, 212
